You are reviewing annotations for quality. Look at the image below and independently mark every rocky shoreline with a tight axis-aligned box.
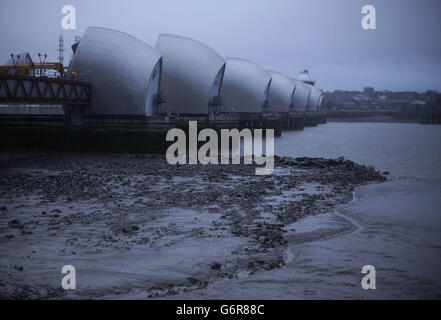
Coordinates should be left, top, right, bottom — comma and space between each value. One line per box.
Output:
0, 150, 385, 299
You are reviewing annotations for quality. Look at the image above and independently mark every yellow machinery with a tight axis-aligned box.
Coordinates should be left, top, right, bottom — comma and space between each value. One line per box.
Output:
0, 62, 65, 76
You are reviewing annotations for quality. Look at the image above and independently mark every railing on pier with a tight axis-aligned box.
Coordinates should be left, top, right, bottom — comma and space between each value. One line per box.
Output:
0, 73, 91, 105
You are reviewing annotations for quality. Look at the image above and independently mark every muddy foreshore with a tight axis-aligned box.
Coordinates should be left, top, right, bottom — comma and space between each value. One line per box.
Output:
0, 150, 385, 299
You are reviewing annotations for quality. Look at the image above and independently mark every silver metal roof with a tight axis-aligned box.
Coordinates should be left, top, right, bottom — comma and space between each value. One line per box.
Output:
318, 95, 323, 111
291, 79, 311, 112
221, 58, 272, 113
306, 85, 323, 111
68, 27, 162, 116
267, 71, 296, 113
155, 33, 226, 115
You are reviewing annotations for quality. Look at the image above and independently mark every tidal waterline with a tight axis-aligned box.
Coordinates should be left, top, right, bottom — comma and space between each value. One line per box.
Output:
168, 122, 441, 298
275, 122, 441, 179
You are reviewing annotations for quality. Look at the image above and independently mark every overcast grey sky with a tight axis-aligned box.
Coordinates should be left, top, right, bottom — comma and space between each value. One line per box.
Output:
1, 0, 440, 92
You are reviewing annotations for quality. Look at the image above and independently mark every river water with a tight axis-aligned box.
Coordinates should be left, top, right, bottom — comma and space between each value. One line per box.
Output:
174, 122, 441, 299
275, 122, 441, 179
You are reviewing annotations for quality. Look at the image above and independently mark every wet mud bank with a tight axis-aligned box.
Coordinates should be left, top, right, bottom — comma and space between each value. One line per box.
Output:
0, 150, 385, 299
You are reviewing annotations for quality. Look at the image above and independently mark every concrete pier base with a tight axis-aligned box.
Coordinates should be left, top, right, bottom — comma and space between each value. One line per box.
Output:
2, 105, 331, 153
316, 112, 328, 124
304, 113, 318, 127
0, 109, 283, 153
286, 113, 305, 131
420, 112, 441, 124
0, 113, 177, 153
238, 113, 282, 137
302, 112, 327, 127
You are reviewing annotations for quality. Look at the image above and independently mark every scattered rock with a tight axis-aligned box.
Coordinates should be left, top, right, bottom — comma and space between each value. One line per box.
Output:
186, 277, 199, 284
8, 219, 24, 229
210, 262, 222, 270
0, 151, 387, 298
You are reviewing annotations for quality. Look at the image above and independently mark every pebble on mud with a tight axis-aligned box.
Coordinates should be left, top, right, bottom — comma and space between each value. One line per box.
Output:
210, 262, 222, 270
8, 219, 24, 229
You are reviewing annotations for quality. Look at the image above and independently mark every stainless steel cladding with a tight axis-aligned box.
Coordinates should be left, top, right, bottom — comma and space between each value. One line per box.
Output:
68, 27, 162, 116
306, 85, 323, 111
155, 33, 226, 115
292, 79, 311, 112
267, 71, 296, 113
221, 58, 272, 114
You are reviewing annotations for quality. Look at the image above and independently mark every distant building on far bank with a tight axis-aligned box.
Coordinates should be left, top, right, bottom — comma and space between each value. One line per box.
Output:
363, 87, 374, 98
323, 88, 440, 112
